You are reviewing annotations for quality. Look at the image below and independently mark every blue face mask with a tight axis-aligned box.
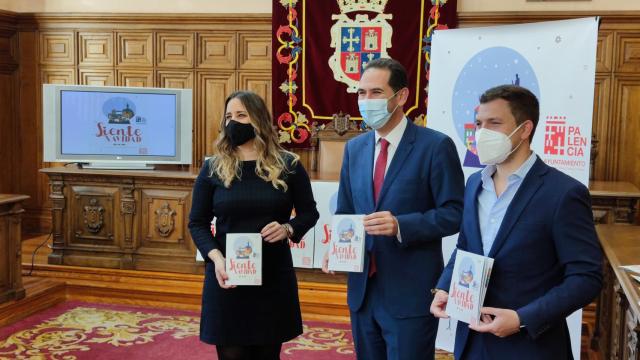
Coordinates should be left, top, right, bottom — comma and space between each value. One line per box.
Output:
358, 90, 400, 130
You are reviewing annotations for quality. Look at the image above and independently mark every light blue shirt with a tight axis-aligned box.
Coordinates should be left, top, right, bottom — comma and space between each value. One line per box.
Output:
478, 151, 537, 256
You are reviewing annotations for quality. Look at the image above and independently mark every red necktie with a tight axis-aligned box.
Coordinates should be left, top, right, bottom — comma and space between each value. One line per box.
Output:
373, 138, 389, 203
369, 138, 389, 277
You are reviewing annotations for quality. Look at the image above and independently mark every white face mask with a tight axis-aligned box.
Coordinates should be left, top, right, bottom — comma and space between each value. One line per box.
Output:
475, 123, 525, 165
358, 90, 400, 130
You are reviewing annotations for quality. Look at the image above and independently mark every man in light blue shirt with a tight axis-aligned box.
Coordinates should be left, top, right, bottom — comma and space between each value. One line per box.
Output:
431, 85, 602, 360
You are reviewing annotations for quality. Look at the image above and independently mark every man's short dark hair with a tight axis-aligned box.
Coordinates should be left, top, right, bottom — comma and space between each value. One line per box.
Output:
479, 85, 540, 141
362, 58, 408, 93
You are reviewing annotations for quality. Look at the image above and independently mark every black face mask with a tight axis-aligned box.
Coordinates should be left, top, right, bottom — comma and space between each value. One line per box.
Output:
225, 120, 256, 147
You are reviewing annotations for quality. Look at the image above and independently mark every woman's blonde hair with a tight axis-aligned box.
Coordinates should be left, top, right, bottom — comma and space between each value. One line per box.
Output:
209, 91, 299, 191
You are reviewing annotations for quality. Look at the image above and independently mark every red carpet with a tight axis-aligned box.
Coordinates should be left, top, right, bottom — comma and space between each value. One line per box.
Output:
0, 301, 356, 359
0, 301, 453, 359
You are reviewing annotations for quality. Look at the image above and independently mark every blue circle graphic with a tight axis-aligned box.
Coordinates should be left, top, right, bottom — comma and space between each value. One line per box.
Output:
451, 47, 540, 167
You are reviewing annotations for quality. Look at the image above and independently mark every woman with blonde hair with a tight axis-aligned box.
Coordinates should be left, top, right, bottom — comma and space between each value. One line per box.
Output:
189, 91, 319, 360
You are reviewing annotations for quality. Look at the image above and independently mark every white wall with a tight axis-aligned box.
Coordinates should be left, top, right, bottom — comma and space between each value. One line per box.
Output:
2, 0, 271, 13
458, 0, 640, 12
0, 0, 11, 11
2, 0, 638, 14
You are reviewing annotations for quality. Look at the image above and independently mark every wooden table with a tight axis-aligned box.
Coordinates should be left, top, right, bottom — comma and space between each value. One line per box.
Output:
595, 225, 640, 359
0, 194, 29, 304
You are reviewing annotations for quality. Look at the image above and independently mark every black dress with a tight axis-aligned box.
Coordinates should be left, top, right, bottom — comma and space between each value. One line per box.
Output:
188, 157, 319, 345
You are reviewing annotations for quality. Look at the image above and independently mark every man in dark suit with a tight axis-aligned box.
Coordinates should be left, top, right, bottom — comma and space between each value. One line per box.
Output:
323, 58, 465, 360
430, 85, 603, 360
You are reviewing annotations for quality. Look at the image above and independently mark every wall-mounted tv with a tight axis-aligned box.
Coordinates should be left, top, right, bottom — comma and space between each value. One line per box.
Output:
43, 84, 192, 170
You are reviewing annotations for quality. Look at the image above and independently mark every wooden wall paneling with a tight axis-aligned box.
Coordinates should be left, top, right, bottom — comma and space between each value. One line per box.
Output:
40, 67, 76, 84
117, 69, 154, 87
0, 73, 15, 193
17, 30, 47, 230
116, 32, 153, 67
0, 29, 17, 69
39, 31, 75, 66
196, 71, 236, 165
237, 71, 272, 115
79, 68, 115, 86
156, 32, 194, 68
157, 70, 194, 89
592, 75, 612, 181
612, 76, 640, 189
78, 32, 113, 67
615, 32, 640, 73
0, 19, 16, 194
196, 32, 235, 69
597, 30, 614, 73
237, 31, 271, 70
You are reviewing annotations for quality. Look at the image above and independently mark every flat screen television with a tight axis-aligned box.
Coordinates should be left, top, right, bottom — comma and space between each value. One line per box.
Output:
43, 84, 192, 170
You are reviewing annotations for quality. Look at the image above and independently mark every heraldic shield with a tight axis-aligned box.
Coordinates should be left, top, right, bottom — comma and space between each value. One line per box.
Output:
328, 0, 393, 93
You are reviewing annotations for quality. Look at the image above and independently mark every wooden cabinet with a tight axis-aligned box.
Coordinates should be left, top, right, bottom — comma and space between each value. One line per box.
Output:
0, 194, 28, 304
41, 167, 201, 274
596, 225, 640, 360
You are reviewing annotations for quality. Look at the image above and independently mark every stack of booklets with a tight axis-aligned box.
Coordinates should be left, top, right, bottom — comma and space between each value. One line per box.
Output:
327, 215, 365, 272
445, 249, 494, 325
225, 233, 262, 286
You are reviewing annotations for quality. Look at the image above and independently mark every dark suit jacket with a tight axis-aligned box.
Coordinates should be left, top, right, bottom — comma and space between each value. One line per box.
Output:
337, 119, 465, 318
436, 157, 603, 360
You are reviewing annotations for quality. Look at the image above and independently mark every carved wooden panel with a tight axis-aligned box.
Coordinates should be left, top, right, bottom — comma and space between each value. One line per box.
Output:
615, 32, 640, 73
116, 32, 153, 67
40, 67, 76, 84
237, 71, 272, 115
157, 32, 194, 68
237, 32, 271, 70
117, 69, 154, 87
39, 31, 75, 66
157, 70, 193, 89
612, 77, 640, 189
139, 189, 191, 251
68, 186, 119, 249
597, 30, 614, 73
197, 32, 235, 69
79, 68, 115, 86
196, 71, 235, 164
78, 32, 114, 67
591, 75, 612, 180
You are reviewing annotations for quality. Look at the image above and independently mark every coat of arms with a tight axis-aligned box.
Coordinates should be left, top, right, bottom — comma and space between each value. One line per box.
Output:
328, 0, 393, 93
